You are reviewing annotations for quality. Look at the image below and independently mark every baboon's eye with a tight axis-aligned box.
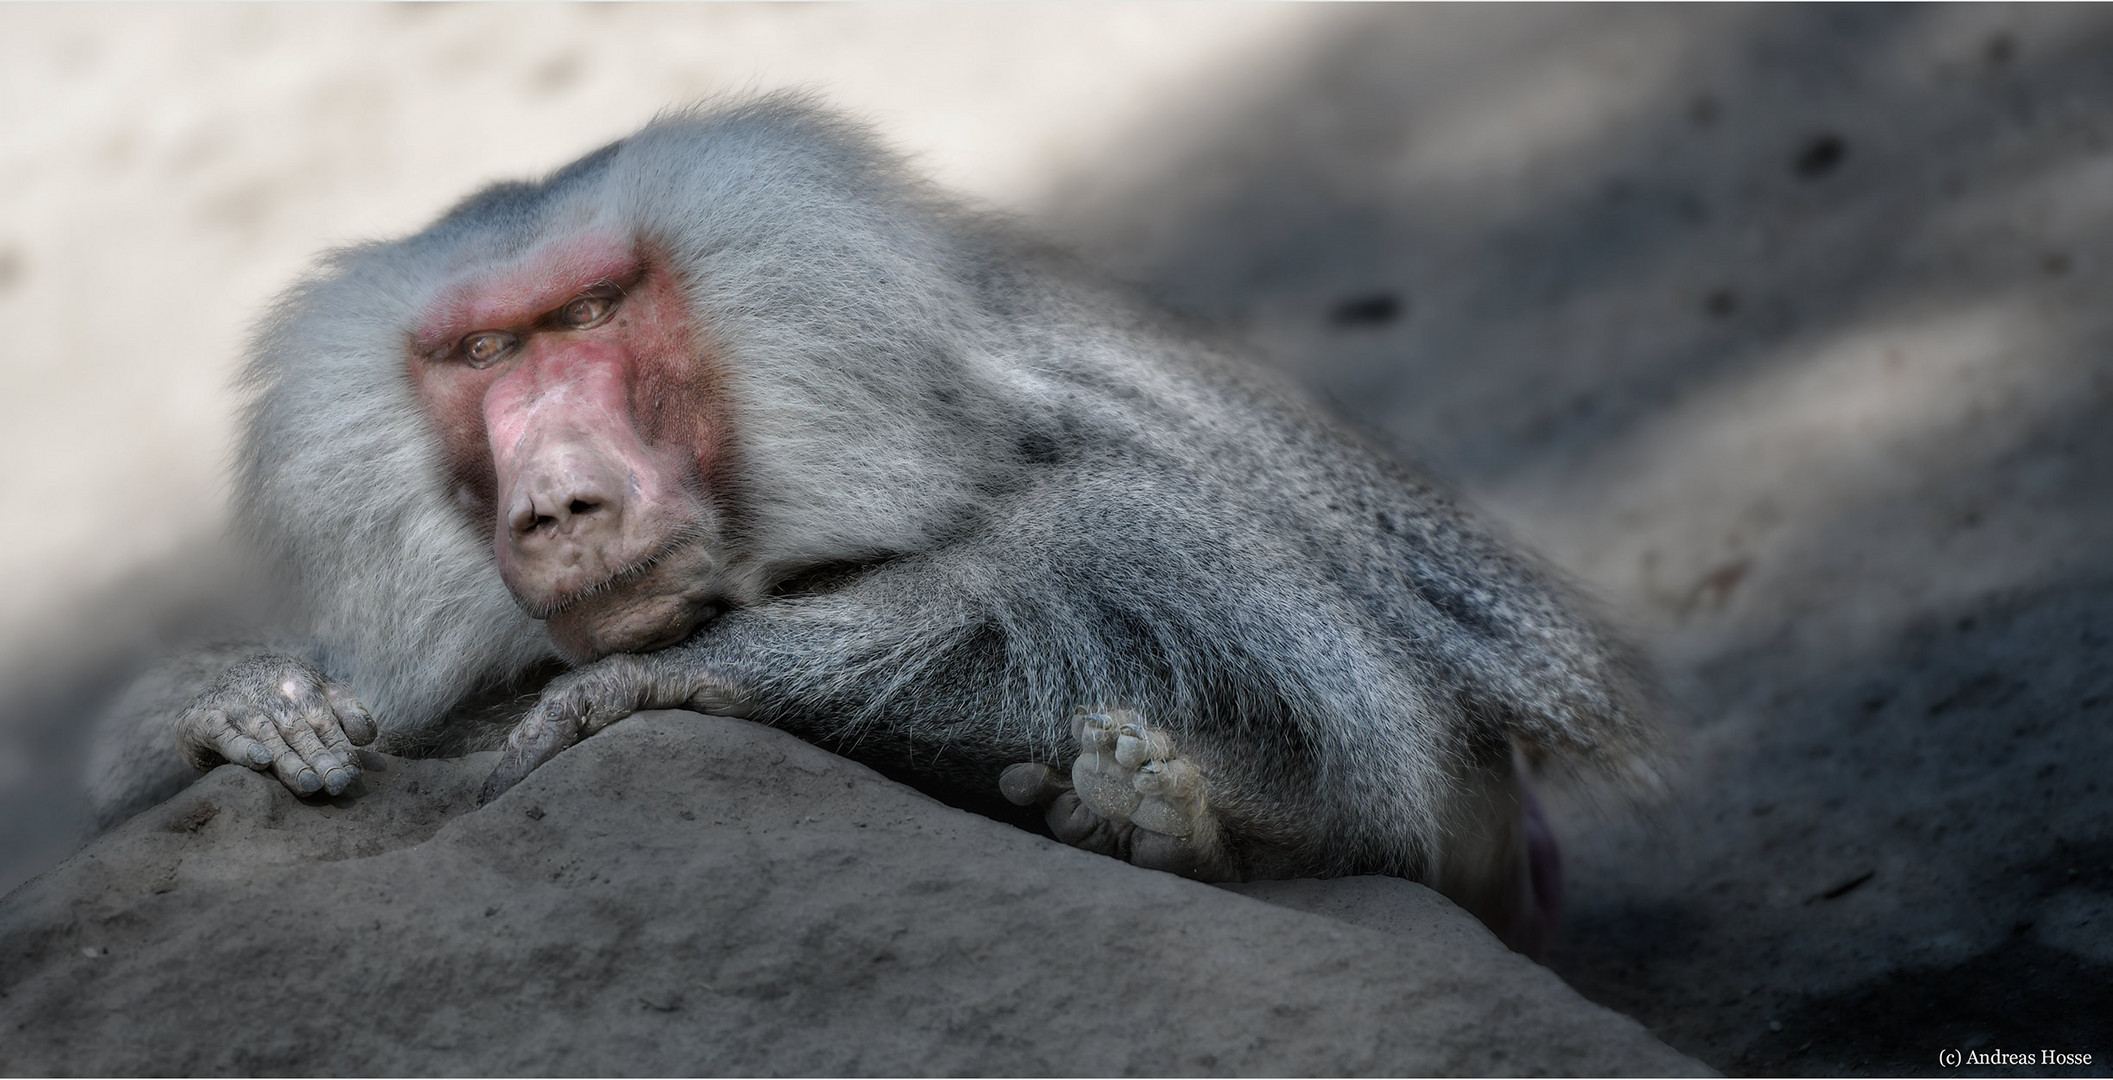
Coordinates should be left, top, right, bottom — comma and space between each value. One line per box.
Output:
461, 331, 518, 368
557, 293, 617, 329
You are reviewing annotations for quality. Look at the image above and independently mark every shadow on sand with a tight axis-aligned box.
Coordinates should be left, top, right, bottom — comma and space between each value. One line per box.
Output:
1043, 6, 2113, 1074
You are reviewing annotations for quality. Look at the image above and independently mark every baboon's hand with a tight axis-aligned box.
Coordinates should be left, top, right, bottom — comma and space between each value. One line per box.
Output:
177, 654, 377, 797
478, 651, 751, 804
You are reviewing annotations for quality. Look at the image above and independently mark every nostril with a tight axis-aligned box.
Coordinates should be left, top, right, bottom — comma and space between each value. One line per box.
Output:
507, 498, 539, 538
505, 484, 615, 541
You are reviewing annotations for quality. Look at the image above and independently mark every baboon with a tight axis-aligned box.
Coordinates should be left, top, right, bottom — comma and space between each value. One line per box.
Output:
88, 96, 1660, 954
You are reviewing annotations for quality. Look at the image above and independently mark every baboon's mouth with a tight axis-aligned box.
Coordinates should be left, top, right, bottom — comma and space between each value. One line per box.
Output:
529, 543, 727, 660
525, 556, 668, 621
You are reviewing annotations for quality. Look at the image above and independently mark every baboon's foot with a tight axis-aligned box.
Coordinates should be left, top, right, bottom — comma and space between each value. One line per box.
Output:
1000, 707, 1236, 880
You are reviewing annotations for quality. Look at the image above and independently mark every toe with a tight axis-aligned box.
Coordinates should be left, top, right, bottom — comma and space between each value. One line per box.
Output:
999, 762, 1064, 807
1133, 757, 1202, 800
1046, 791, 1124, 854
1113, 723, 1173, 769
1130, 761, 1204, 838
1079, 714, 1119, 755
1072, 756, 1142, 819
1129, 828, 1230, 880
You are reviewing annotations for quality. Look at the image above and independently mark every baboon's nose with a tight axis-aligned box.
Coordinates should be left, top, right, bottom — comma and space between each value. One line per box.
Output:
508, 488, 613, 539
503, 447, 631, 553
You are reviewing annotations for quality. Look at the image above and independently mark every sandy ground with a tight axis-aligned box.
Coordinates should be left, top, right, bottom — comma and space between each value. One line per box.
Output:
3, 4, 2110, 1075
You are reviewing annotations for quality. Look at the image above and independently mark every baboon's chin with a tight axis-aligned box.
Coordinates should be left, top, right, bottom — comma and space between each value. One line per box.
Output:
539, 570, 724, 662
545, 595, 713, 661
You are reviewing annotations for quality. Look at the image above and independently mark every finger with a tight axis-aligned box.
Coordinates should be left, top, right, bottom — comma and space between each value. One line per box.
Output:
517, 707, 582, 768
273, 705, 339, 774
176, 707, 219, 770
575, 697, 634, 738
210, 713, 278, 772
478, 754, 532, 806
262, 705, 338, 797
179, 707, 273, 771
241, 710, 321, 796
306, 712, 362, 796
267, 671, 346, 772
478, 709, 581, 805
325, 681, 378, 746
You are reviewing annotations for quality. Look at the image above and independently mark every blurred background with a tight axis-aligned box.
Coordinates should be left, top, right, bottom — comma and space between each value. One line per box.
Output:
3, 5, 2109, 1073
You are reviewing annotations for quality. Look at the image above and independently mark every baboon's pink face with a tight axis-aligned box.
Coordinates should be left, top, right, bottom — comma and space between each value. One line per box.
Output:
410, 233, 733, 661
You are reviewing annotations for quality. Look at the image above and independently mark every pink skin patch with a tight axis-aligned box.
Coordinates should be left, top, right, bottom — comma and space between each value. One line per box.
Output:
412, 235, 642, 359
409, 232, 730, 656
480, 334, 696, 611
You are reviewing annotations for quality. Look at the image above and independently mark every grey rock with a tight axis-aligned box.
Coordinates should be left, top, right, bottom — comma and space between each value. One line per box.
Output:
0, 711, 1703, 1077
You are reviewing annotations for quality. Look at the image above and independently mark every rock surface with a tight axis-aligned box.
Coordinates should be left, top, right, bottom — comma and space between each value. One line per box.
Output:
0, 711, 1702, 1077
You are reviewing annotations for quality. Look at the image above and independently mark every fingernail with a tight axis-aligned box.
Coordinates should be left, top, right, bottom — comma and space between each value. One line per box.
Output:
248, 745, 274, 766
323, 768, 354, 795
295, 770, 322, 795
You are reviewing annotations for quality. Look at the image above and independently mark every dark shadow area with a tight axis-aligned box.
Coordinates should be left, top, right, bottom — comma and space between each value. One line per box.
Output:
1052, 5, 2113, 492
0, 546, 261, 895
1763, 942, 2113, 1076
1554, 579, 2113, 1070
0, 673, 104, 892
1041, 4, 2113, 1073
